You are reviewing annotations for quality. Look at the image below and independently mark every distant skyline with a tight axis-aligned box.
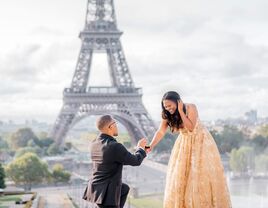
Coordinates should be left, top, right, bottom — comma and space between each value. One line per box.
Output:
0, 0, 268, 123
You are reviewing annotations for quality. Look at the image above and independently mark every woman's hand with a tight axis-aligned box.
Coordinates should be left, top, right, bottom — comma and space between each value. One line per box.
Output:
178, 99, 184, 113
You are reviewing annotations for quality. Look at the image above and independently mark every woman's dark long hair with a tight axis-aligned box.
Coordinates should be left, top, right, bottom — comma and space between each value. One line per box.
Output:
161, 91, 186, 132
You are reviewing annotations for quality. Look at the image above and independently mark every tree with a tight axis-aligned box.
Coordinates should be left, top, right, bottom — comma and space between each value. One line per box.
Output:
47, 143, 62, 155
250, 135, 268, 154
214, 125, 245, 153
154, 132, 177, 153
51, 164, 71, 184
37, 132, 54, 148
6, 153, 49, 190
38, 132, 48, 140
0, 136, 8, 150
258, 124, 268, 138
255, 154, 268, 173
0, 163, 6, 189
230, 146, 254, 173
9, 128, 38, 150
210, 130, 222, 152
15, 146, 42, 158
39, 138, 54, 148
64, 142, 72, 151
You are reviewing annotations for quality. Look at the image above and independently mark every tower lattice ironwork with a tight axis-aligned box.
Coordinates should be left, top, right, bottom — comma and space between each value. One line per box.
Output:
50, 0, 157, 145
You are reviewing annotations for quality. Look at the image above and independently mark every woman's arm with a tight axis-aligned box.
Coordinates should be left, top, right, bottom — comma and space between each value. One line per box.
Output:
149, 119, 168, 150
178, 101, 198, 131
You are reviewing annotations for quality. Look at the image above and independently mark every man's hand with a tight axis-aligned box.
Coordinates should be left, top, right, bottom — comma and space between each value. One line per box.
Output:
137, 138, 147, 150
145, 146, 152, 153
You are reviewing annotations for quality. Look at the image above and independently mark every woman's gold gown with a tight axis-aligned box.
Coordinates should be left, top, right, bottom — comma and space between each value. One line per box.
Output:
163, 118, 232, 208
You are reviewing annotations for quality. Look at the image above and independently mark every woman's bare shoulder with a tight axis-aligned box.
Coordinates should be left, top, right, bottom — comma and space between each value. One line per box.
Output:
185, 103, 197, 110
185, 103, 198, 117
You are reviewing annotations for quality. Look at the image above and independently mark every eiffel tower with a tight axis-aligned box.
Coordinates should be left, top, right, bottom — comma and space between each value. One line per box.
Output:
50, 0, 157, 146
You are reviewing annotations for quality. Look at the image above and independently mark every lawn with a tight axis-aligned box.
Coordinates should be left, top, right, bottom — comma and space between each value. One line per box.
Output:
129, 194, 163, 208
0, 194, 23, 208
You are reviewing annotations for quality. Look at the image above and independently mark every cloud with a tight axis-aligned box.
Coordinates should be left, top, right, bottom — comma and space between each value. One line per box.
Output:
0, 44, 41, 80
0, 0, 268, 123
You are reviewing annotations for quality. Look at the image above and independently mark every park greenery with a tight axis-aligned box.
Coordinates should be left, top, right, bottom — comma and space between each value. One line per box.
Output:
154, 124, 268, 174
6, 152, 50, 191
5, 152, 71, 190
0, 128, 63, 158
51, 163, 71, 185
0, 163, 6, 189
1, 124, 268, 190
0, 128, 72, 190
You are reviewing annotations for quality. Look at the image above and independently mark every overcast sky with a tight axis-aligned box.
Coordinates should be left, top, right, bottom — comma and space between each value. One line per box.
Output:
0, 0, 268, 123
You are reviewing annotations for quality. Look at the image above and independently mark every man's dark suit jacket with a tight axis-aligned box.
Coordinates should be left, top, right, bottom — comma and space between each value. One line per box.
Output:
83, 133, 147, 206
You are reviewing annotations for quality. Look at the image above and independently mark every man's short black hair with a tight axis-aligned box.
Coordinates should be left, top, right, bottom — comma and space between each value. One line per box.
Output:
96, 115, 113, 130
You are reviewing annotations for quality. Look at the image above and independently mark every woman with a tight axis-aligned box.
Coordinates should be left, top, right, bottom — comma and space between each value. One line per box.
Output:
149, 91, 232, 208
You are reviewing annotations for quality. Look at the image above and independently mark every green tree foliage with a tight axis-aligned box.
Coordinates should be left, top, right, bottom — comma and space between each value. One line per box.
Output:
9, 128, 38, 150
210, 129, 221, 151
7, 128, 58, 156
15, 147, 42, 158
37, 132, 54, 148
258, 124, 268, 138
51, 164, 71, 184
6, 153, 49, 190
0, 163, 6, 189
154, 132, 177, 153
0, 136, 8, 150
230, 146, 254, 173
64, 142, 73, 151
38, 131, 48, 140
152, 125, 245, 154
212, 126, 244, 153
47, 143, 63, 155
255, 154, 268, 172
250, 135, 268, 154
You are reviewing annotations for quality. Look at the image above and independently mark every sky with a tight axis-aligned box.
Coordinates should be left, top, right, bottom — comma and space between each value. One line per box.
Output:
0, 0, 268, 123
